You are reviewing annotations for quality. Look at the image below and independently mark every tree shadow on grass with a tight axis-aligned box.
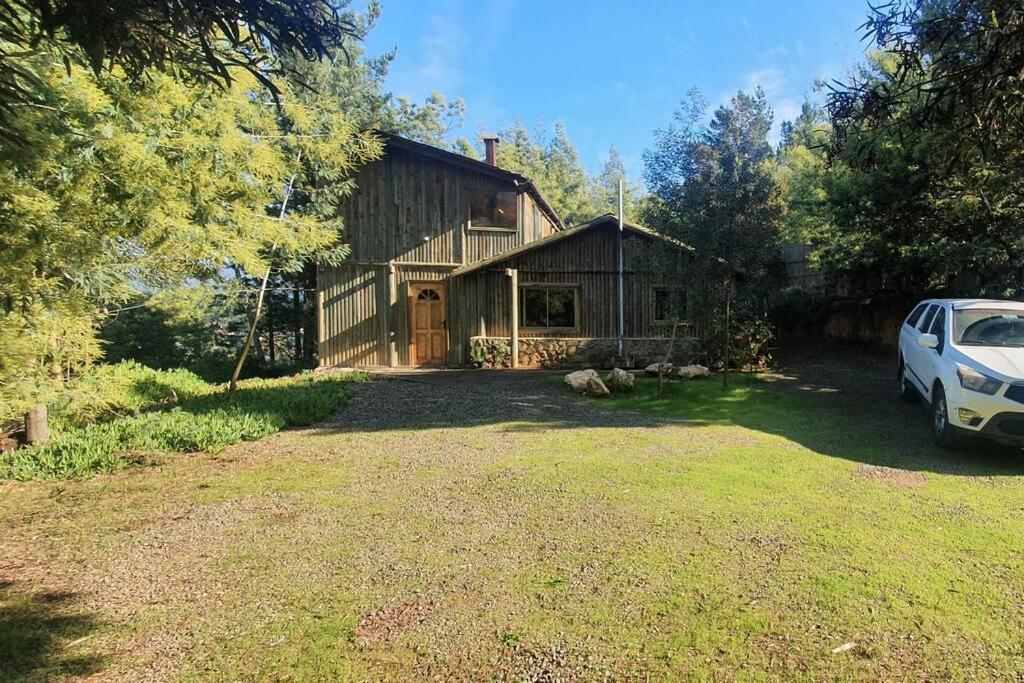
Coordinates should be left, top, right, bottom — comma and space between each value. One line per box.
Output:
313, 349, 1024, 478
0, 580, 105, 681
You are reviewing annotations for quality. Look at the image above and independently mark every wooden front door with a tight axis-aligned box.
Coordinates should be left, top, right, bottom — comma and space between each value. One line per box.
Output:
411, 284, 446, 365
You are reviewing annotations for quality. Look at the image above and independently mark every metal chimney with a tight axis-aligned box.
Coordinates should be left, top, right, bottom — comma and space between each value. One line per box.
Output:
483, 135, 499, 165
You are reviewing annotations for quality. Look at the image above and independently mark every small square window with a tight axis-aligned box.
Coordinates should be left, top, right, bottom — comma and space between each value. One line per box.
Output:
470, 190, 517, 229
653, 288, 686, 323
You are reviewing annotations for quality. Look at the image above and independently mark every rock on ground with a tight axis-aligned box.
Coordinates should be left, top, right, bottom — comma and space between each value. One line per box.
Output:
585, 376, 610, 397
605, 368, 635, 393
564, 369, 599, 393
645, 363, 674, 377
676, 365, 710, 379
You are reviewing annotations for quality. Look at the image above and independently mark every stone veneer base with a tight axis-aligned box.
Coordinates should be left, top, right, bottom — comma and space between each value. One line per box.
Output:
469, 336, 698, 370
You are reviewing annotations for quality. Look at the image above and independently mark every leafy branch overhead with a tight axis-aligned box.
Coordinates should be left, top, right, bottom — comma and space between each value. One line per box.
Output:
0, 0, 375, 140
827, 0, 1024, 169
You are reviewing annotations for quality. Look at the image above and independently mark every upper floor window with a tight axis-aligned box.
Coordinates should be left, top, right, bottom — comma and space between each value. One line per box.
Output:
470, 190, 517, 230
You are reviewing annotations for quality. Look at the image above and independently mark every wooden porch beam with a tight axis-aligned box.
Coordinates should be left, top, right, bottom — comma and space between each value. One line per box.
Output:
505, 267, 519, 369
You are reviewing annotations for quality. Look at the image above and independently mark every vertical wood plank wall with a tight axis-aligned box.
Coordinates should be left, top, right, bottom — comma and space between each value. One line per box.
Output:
318, 144, 557, 367
446, 223, 688, 367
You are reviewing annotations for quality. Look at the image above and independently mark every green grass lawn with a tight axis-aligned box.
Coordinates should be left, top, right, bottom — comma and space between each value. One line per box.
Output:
2, 365, 1023, 680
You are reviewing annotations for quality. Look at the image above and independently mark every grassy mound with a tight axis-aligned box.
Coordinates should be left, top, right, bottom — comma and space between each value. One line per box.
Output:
2, 367, 366, 480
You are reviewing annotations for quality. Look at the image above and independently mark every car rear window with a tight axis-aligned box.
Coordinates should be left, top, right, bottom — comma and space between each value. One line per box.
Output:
919, 304, 939, 331
905, 303, 928, 328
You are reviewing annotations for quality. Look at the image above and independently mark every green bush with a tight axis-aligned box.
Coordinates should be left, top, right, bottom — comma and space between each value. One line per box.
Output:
469, 338, 512, 368
1, 370, 366, 480
50, 361, 214, 430
707, 309, 775, 370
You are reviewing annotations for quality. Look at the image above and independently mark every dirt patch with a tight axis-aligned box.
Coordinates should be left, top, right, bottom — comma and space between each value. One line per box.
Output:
855, 464, 927, 488
353, 599, 433, 647
497, 638, 613, 682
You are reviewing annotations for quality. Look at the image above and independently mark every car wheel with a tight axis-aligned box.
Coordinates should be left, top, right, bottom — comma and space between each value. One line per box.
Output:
929, 384, 959, 449
898, 361, 917, 402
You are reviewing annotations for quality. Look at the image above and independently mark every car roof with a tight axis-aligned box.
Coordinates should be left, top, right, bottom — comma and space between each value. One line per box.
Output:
918, 298, 1024, 311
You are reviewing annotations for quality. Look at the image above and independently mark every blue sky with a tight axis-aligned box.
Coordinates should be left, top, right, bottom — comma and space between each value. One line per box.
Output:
363, 0, 871, 181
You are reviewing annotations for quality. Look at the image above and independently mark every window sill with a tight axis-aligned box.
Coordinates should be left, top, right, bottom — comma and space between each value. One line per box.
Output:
519, 328, 580, 334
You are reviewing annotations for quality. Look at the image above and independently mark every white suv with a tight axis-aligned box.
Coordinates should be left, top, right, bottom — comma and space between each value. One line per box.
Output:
898, 298, 1024, 448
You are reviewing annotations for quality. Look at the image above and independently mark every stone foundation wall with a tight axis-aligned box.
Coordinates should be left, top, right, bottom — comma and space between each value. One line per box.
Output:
469, 336, 699, 370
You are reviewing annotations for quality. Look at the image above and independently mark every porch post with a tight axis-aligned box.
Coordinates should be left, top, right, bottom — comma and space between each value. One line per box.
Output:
386, 260, 397, 367
506, 267, 519, 368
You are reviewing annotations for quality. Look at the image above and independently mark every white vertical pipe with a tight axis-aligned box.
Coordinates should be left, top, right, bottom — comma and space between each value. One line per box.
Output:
617, 177, 625, 359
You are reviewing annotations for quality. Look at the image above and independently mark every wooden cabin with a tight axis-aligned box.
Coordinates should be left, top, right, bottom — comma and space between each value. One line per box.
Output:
317, 133, 702, 369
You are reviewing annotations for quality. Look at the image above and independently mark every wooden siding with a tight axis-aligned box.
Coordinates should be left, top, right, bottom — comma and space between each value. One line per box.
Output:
318, 141, 561, 367
318, 263, 455, 367
318, 264, 385, 366
337, 145, 556, 265
446, 222, 692, 366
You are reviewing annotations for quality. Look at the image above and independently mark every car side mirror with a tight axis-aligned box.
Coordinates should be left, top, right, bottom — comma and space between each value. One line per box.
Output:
918, 333, 939, 349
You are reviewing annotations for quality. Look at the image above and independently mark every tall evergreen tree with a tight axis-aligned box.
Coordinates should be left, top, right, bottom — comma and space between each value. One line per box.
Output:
492, 119, 597, 225
0, 47, 382, 418
591, 146, 641, 218
643, 88, 785, 284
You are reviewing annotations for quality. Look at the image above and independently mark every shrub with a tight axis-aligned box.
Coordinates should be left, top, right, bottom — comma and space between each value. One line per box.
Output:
0, 371, 367, 480
707, 309, 774, 370
48, 361, 213, 430
469, 337, 512, 368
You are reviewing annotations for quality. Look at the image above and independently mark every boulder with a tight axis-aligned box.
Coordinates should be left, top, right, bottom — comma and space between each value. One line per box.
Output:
644, 362, 674, 377
585, 376, 611, 397
605, 367, 636, 393
564, 369, 599, 393
676, 364, 710, 379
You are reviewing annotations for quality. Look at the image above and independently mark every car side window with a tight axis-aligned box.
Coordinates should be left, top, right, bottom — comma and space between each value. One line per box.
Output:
929, 307, 946, 353
906, 303, 928, 328
919, 304, 939, 332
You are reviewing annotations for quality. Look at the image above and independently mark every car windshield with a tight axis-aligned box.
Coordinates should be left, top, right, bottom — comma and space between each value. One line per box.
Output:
954, 308, 1024, 347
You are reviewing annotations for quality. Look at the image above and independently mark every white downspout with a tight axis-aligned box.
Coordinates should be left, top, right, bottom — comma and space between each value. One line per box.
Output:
617, 177, 625, 359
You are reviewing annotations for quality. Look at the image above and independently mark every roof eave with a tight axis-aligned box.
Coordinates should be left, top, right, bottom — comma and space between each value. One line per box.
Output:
450, 214, 697, 278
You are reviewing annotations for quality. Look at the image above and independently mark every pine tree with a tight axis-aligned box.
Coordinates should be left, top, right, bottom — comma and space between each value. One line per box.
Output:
592, 146, 640, 218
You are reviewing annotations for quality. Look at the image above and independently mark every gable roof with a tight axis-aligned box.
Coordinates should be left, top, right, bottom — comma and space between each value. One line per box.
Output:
374, 131, 565, 231
450, 213, 696, 277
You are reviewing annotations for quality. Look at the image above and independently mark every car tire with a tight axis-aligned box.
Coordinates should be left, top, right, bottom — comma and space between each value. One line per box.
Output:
929, 384, 960, 449
898, 361, 917, 402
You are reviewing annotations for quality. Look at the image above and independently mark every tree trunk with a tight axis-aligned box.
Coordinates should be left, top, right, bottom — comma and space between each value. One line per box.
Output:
293, 285, 303, 362
723, 276, 731, 389
657, 321, 679, 398
267, 291, 276, 363
25, 404, 49, 445
302, 263, 317, 362
230, 165, 299, 391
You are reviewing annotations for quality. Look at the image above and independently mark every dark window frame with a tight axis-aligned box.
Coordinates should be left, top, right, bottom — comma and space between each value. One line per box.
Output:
469, 189, 518, 232
905, 303, 928, 328
651, 285, 688, 324
518, 284, 580, 332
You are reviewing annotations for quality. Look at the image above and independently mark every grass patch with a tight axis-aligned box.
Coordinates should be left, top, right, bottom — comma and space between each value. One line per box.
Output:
4, 356, 1024, 679
1, 369, 367, 480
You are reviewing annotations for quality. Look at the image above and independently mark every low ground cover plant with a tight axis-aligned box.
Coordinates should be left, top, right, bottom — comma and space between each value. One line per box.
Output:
1, 365, 365, 480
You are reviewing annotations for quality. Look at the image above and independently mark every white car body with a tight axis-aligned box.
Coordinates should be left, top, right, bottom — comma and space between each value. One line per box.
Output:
897, 298, 1024, 447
